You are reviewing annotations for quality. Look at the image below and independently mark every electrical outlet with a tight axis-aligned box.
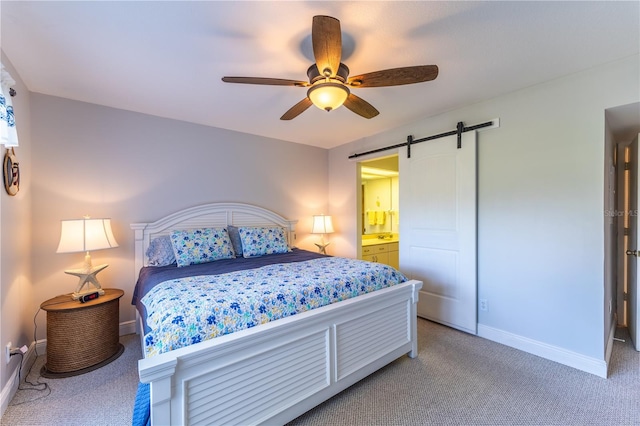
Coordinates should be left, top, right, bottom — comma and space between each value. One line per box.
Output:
5, 342, 11, 364
479, 299, 488, 312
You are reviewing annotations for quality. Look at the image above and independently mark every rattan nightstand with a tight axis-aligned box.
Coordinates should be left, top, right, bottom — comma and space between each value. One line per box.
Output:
40, 288, 124, 378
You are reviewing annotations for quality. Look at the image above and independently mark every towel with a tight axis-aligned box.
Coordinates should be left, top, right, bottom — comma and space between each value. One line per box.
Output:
1, 63, 19, 148
368, 211, 376, 225
376, 211, 386, 225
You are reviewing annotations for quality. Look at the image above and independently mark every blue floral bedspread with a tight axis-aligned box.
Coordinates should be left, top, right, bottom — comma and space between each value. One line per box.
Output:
141, 257, 407, 357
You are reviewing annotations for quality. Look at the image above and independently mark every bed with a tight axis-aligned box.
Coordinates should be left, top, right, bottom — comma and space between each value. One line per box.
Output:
131, 202, 423, 425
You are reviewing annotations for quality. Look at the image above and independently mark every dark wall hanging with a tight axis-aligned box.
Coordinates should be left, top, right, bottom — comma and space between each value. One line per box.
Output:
4, 148, 20, 195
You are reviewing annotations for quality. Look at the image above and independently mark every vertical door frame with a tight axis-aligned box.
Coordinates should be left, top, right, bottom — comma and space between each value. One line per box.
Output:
616, 142, 632, 326
355, 151, 401, 260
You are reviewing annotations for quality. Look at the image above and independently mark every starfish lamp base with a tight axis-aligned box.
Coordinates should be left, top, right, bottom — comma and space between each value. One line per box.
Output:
314, 241, 330, 255
64, 264, 109, 300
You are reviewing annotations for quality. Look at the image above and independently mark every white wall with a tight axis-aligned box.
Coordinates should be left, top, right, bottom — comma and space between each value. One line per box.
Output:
18, 94, 328, 373
329, 55, 639, 369
0, 55, 33, 413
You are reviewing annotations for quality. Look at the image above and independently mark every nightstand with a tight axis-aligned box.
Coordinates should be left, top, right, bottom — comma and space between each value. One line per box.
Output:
40, 288, 124, 378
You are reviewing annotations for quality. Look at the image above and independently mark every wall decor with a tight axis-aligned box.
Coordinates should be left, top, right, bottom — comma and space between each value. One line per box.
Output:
3, 148, 19, 195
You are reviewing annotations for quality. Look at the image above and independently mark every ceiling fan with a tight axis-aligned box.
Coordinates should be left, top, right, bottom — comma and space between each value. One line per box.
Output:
222, 15, 439, 120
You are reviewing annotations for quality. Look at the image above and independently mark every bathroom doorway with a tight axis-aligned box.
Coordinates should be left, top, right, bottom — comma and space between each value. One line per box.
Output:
358, 154, 400, 269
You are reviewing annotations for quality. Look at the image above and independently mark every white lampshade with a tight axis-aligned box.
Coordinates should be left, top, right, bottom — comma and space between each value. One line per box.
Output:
307, 83, 349, 112
56, 218, 119, 253
311, 215, 335, 234
57, 217, 118, 299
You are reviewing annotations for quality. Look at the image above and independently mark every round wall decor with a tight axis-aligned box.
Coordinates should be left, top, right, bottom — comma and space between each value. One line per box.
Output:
3, 148, 20, 196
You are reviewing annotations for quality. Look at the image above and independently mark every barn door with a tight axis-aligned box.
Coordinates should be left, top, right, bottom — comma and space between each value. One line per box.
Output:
399, 131, 477, 334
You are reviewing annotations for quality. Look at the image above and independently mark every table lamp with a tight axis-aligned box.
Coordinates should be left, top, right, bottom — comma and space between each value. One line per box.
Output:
56, 217, 118, 300
311, 214, 334, 254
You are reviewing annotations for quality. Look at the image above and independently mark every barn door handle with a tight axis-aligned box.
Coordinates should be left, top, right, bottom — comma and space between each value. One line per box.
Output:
626, 249, 638, 257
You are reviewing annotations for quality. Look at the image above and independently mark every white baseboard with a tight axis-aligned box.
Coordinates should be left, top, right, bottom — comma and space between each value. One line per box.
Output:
1, 321, 139, 418
0, 362, 20, 418
478, 324, 608, 378
120, 320, 137, 336
1, 341, 38, 418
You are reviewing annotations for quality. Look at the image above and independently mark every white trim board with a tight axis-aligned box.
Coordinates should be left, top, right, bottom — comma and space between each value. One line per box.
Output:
0, 341, 38, 418
0, 365, 19, 418
120, 320, 136, 337
478, 324, 607, 378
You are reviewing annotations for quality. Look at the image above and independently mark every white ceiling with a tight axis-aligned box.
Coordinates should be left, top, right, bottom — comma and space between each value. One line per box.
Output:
1, 1, 638, 149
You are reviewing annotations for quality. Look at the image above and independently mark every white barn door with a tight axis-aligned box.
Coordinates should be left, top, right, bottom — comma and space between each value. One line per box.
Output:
399, 132, 477, 334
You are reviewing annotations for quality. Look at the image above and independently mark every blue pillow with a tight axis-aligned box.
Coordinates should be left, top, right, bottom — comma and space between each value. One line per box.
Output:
238, 226, 290, 258
170, 228, 235, 267
227, 225, 243, 257
146, 236, 176, 266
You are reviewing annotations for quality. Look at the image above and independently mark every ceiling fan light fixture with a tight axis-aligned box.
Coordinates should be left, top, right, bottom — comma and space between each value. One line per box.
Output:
307, 82, 350, 112
222, 16, 438, 120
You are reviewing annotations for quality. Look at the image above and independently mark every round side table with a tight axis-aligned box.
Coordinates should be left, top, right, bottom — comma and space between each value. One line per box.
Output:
40, 288, 125, 378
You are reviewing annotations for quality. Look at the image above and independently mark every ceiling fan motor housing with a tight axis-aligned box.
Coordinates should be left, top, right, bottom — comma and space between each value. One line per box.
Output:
307, 63, 350, 84
306, 63, 352, 112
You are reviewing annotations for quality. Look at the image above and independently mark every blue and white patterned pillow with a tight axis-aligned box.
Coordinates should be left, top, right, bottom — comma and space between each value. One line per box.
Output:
238, 226, 290, 258
170, 228, 235, 267
146, 235, 176, 266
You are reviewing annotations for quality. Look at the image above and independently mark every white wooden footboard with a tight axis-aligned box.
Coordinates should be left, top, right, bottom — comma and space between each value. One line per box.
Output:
139, 279, 422, 425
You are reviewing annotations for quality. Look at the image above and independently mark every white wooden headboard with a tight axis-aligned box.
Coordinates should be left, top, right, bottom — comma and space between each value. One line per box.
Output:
130, 202, 298, 272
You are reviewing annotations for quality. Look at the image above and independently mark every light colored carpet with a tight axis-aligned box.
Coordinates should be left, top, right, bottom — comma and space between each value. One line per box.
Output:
289, 320, 639, 426
2, 320, 638, 426
2, 334, 141, 426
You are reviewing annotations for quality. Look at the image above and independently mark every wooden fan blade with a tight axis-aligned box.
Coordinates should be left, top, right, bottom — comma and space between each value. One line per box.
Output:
347, 65, 439, 88
343, 93, 379, 119
222, 77, 308, 87
312, 16, 342, 78
281, 98, 313, 120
